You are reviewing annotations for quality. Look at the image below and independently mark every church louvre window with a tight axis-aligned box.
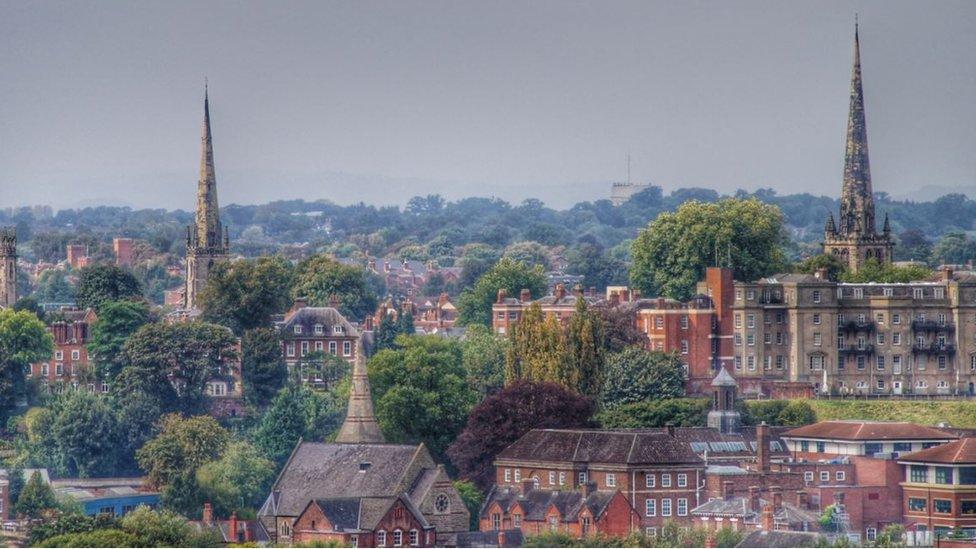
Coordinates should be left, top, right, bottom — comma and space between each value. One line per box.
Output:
434, 493, 450, 514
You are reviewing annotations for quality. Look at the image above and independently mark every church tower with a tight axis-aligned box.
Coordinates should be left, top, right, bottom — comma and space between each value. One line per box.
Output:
184, 86, 229, 309
0, 227, 16, 308
335, 340, 385, 444
823, 21, 893, 273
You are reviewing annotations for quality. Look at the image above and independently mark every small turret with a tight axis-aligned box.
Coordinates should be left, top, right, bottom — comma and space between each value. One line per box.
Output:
707, 367, 741, 434
824, 213, 837, 238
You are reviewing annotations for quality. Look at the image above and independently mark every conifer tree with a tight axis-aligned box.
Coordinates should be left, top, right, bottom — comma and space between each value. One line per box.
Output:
564, 298, 605, 398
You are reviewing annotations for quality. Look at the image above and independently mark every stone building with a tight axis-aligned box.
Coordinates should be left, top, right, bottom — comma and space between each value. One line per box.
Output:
730, 268, 976, 397
184, 86, 229, 309
0, 227, 16, 308
822, 23, 893, 272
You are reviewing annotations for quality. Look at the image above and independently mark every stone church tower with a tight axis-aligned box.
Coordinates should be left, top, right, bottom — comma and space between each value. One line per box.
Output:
184, 86, 229, 309
823, 22, 893, 273
335, 340, 385, 443
0, 227, 16, 308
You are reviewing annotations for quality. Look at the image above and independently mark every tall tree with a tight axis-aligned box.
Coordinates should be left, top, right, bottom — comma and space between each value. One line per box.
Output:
198, 256, 295, 334
38, 391, 122, 477
563, 298, 605, 398
630, 198, 787, 300
196, 441, 276, 516
252, 384, 346, 463
601, 348, 686, 408
0, 309, 52, 420
120, 322, 238, 415
459, 324, 507, 396
87, 300, 152, 382
292, 254, 378, 321
456, 258, 546, 327
504, 303, 566, 387
369, 336, 478, 460
447, 382, 594, 491
241, 327, 287, 407
74, 264, 143, 311
930, 231, 976, 266
16, 471, 58, 518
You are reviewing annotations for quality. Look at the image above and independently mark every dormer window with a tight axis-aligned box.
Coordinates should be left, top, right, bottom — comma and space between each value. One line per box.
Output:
334, 325, 344, 334
359, 462, 371, 472
314, 324, 324, 335
294, 325, 302, 334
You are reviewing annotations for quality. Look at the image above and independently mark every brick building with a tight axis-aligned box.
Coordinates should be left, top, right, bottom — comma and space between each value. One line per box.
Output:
28, 308, 101, 392
491, 283, 599, 335
899, 438, 976, 539
66, 244, 89, 269
480, 483, 638, 538
276, 299, 361, 382
292, 496, 436, 547
113, 238, 134, 267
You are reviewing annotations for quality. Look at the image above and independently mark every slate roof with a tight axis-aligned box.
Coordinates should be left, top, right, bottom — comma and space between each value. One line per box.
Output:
783, 421, 958, 441
315, 498, 363, 531
482, 487, 619, 523
737, 530, 819, 548
456, 530, 524, 548
899, 437, 976, 464
496, 429, 703, 465
260, 442, 426, 517
277, 306, 359, 338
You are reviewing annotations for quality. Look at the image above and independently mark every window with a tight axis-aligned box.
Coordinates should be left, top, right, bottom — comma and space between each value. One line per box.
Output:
513, 513, 522, 527
853, 288, 863, 299
775, 355, 784, 370
817, 441, 826, 453
894, 442, 912, 452
908, 498, 927, 512
813, 290, 821, 303
559, 472, 566, 486
315, 324, 324, 335
646, 527, 657, 538
491, 514, 500, 530
661, 474, 672, 488
936, 467, 954, 484
734, 314, 742, 328
866, 528, 877, 542
876, 356, 885, 371
393, 529, 403, 547
315, 341, 324, 352
914, 288, 924, 299
578, 472, 587, 485
661, 499, 672, 517
294, 325, 302, 334
681, 315, 689, 329
747, 356, 756, 370
677, 498, 688, 516
747, 314, 755, 328
646, 474, 655, 488
820, 471, 829, 482
747, 334, 755, 346
343, 341, 352, 356
504, 469, 511, 482
645, 499, 656, 517
813, 313, 821, 325
55, 363, 63, 376
55, 350, 63, 360
734, 334, 742, 346
549, 471, 556, 485
580, 516, 591, 535
800, 441, 809, 452
677, 474, 687, 487
514, 469, 521, 482
809, 355, 824, 370
857, 356, 866, 370
877, 333, 885, 345
329, 341, 337, 355
734, 356, 742, 371
71, 350, 80, 360
377, 531, 387, 546
301, 341, 309, 356
893, 333, 901, 345
939, 356, 947, 370
876, 379, 885, 390
935, 288, 945, 299
435, 494, 450, 514
606, 473, 616, 487
286, 342, 295, 357
747, 290, 755, 300
934, 500, 952, 514
680, 340, 688, 354
836, 471, 846, 481
409, 529, 419, 546
804, 472, 814, 482
41, 363, 49, 376
893, 313, 901, 324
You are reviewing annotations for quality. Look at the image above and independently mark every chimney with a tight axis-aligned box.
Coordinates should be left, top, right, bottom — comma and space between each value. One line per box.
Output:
438, 292, 449, 307
554, 283, 566, 301
328, 294, 339, 307
364, 316, 374, 331
228, 512, 238, 542
521, 479, 535, 495
761, 503, 774, 532
609, 291, 620, 307
797, 490, 808, 509
814, 267, 829, 280
202, 502, 213, 524
497, 289, 507, 304
757, 422, 770, 474
770, 486, 782, 510
722, 481, 734, 501
573, 284, 584, 297
581, 481, 596, 498
942, 267, 954, 282
520, 288, 531, 302
749, 486, 760, 513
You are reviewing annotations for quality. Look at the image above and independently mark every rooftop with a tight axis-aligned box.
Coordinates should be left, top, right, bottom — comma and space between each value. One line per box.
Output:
899, 437, 976, 465
783, 421, 957, 442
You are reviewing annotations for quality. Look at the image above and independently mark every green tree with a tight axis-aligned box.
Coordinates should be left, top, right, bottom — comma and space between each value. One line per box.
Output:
120, 322, 238, 415
452, 481, 483, 531
74, 264, 142, 311
930, 231, 976, 265
0, 309, 53, 419
895, 229, 932, 264
504, 303, 566, 388
292, 255, 378, 321
459, 324, 507, 395
563, 298, 605, 398
198, 256, 295, 334
744, 400, 816, 427
501, 241, 551, 269
241, 327, 287, 407
136, 415, 230, 515
369, 336, 478, 460
16, 470, 58, 518
40, 529, 141, 547
373, 312, 400, 352
37, 391, 122, 477
196, 441, 276, 516
566, 242, 626, 290
596, 398, 710, 428
33, 269, 75, 304
630, 198, 787, 300
794, 254, 848, 281
839, 258, 932, 283
456, 258, 546, 326
87, 300, 152, 382
119, 506, 220, 546
253, 384, 346, 463
7, 466, 26, 508
873, 523, 906, 547
602, 348, 686, 408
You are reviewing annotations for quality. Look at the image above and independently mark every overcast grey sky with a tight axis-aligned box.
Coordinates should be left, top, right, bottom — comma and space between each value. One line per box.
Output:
1, 1, 974, 211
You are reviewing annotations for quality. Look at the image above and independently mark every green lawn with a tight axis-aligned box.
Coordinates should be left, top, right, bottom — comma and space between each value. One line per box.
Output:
807, 399, 976, 428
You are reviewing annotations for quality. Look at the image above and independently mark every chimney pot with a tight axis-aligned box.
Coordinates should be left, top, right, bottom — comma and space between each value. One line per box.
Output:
520, 288, 531, 302
554, 284, 566, 300
497, 289, 507, 303
202, 502, 213, 524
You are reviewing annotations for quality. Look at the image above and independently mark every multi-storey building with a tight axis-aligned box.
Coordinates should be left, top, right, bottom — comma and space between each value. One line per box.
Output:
66, 244, 89, 269
899, 438, 976, 540
731, 268, 976, 398
491, 283, 598, 335
113, 237, 134, 267
0, 227, 16, 308
28, 308, 101, 392
276, 299, 362, 384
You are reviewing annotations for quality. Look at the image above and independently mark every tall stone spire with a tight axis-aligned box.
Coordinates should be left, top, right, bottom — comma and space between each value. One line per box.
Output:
822, 20, 893, 273
335, 340, 385, 444
184, 85, 229, 309
838, 20, 875, 237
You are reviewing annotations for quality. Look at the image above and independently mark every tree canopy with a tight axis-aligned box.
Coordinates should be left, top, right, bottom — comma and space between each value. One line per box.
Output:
198, 256, 295, 334
456, 258, 546, 326
292, 254, 378, 321
74, 264, 143, 311
87, 300, 152, 382
601, 348, 687, 408
0, 309, 52, 419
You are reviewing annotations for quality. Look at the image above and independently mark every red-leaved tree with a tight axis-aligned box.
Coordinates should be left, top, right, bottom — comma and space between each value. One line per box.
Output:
447, 381, 595, 491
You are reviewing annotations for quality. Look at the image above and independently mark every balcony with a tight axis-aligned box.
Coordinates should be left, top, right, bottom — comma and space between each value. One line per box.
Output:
839, 344, 875, 356
911, 320, 955, 334
838, 320, 876, 334
912, 343, 957, 356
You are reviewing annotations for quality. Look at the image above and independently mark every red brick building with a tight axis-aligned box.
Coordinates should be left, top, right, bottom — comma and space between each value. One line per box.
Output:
491, 284, 598, 336
276, 299, 361, 385
113, 238, 134, 267
292, 495, 436, 547
66, 244, 89, 269
28, 308, 102, 392
481, 483, 638, 538
899, 438, 976, 540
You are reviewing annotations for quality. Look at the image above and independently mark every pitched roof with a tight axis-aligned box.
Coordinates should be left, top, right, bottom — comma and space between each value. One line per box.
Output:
737, 530, 818, 548
261, 442, 431, 517
315, 498, 363, 531
712, 367, 737, 387
783, 421, 957, 441
482, 487, 621, 523
496, 429, 703, 465
278, 306, 360, 337
899, 437, 976, 464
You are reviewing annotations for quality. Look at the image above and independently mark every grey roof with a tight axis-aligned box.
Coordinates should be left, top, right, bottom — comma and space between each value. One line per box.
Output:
278, 307, 360, 338
315, 498, 363, 531
737, 530, 819, 548
497, 429, 704, 465
712, 367, 737, 387
692, 497, 753, 518
261, 442, 431, 517
482, 487, 620, 523
456, 530, 524, 548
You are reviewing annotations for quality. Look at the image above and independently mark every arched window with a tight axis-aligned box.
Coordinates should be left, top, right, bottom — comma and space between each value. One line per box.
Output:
409, 529, 419, 546
393, 529, 403, 547
377, 530, 387, 547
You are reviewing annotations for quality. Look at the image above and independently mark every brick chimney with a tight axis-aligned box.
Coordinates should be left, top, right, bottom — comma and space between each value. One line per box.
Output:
328, 294, 339, 307
748, 486, 760, 513
761, 503, 774, 532
202, 502, 213, 524
581, 481, 596, 498
554, 284, 566, 301
520, 288, 531, 302
770, 486, 782, 510
497, 289, 507, 303
573, 283, 584, 297
287, 297, 307, 321
228, 512, 238, 542
757, 422, 770, 474
609, 291, 620, 307
521, 479, 535, 495
722, 481, 734, 500
814, 267, 829, 280
438, 292, 449, 307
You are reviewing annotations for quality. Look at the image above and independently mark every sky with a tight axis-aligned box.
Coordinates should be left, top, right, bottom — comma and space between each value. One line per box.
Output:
1, 1, 975, 211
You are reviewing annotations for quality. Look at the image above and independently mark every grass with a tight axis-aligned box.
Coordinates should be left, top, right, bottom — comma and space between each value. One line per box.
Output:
807, 399, 976, 428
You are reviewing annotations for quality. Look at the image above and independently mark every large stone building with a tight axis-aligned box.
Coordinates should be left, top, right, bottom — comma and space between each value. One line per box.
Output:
184, 86, 229, 309
0, 227, 16, 308
822, 23, 893, 272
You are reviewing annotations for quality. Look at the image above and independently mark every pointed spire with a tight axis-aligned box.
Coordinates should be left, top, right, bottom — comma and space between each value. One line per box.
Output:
825, 213, 837, 237
194, 83, 222, 249
335, 340, 385, 444
883, 212, 891, 234
838, 17, 875, 236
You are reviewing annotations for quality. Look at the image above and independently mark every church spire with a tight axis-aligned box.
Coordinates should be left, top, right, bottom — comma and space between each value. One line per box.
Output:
838, 19, 875, 236
335, 340, 385, 444
194, 84, 222, 249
